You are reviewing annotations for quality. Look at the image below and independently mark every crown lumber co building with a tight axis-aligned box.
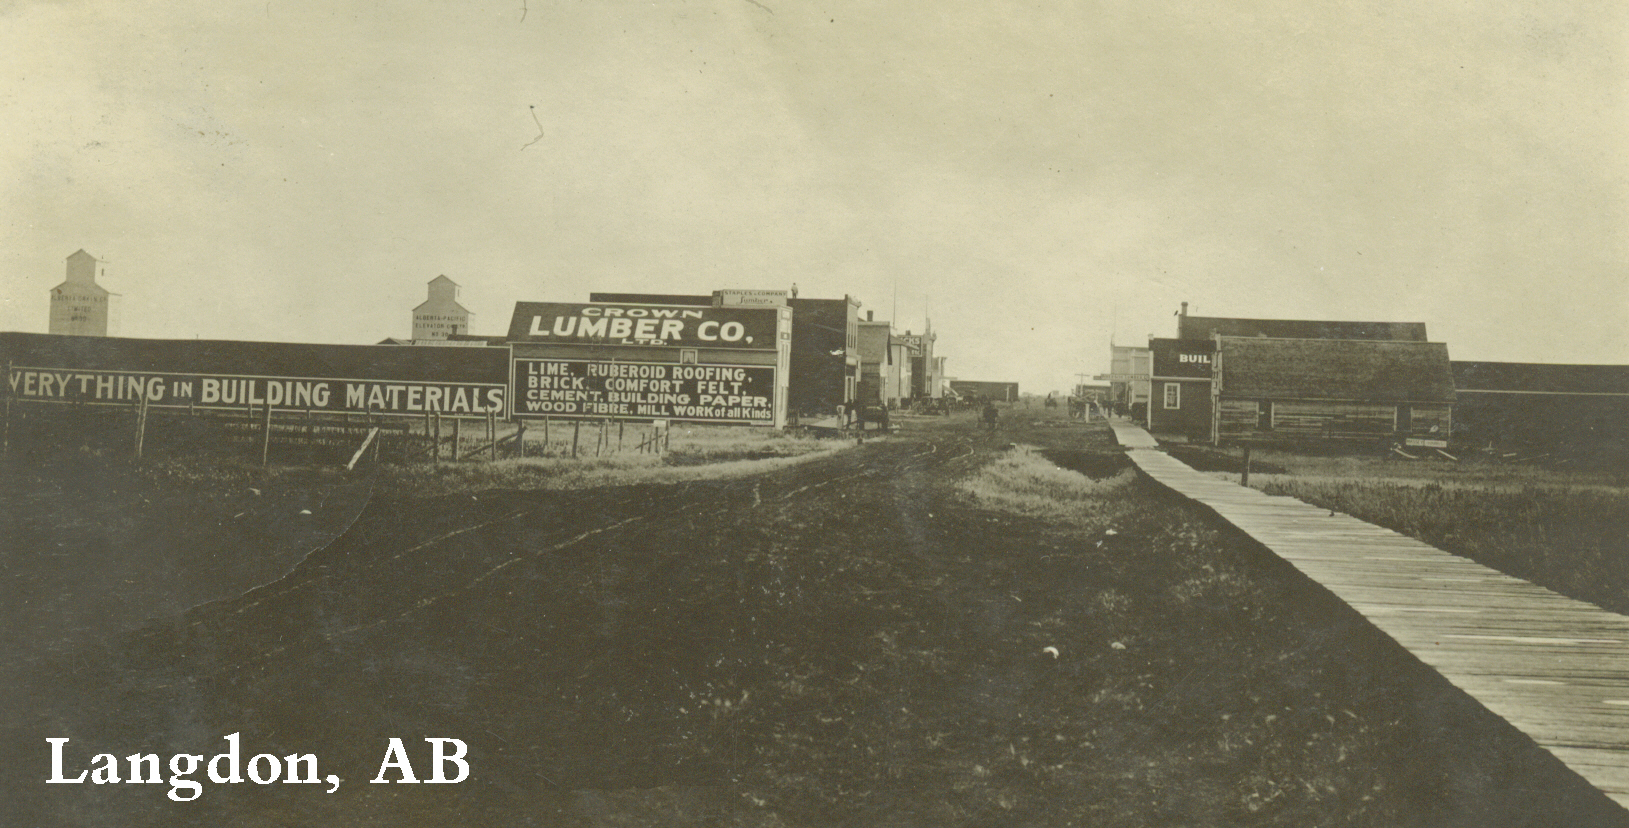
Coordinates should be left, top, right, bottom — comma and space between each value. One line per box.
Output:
1147, 311, 1455, 444
589, 291, 862, 421
507, 300, 791, 427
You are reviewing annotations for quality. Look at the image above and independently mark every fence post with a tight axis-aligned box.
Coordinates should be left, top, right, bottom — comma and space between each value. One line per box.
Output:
424, 410, 433, 462
254, 396, 267, 462
516, 419, 526, 458
618, 421, 624, 453
1241, 445, 1251, 487
433, 412, 442, 464
572, 420, 580, 458
132, 395, 148, 458
488, 412, 498, 461
2, 361, 11, 461
543, 416, 550, 455
452, 417, 462, 461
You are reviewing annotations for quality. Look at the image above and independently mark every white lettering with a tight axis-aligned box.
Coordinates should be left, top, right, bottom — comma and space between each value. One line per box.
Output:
371, 738, 420, 784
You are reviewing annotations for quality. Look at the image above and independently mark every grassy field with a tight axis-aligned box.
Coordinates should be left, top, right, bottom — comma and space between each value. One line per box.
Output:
17, 417, 853, 499
376, 424, 849, 497
5, 411, 1625, 825
1167, 443, 1629, 615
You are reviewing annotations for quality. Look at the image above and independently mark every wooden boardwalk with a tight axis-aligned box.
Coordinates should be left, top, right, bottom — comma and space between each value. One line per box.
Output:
1108, 419, 1629, 807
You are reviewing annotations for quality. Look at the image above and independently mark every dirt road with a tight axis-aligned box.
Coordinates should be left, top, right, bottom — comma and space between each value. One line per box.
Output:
6, 411, 1624, 826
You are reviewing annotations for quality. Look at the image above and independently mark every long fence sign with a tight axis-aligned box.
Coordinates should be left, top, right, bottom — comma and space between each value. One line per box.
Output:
514, 358, 775, 423
1, 332, 509, 417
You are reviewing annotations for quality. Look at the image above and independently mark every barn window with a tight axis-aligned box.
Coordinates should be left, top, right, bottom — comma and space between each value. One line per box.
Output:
1163, 382, 1180, 409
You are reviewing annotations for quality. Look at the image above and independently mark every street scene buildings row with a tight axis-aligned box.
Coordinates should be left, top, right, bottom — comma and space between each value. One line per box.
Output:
1101, 304, 1629, 453
31, 252, 978, 427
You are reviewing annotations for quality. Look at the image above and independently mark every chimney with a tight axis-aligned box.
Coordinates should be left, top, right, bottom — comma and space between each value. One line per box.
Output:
1180, 301, 1188, 317
867, 310, 874, 321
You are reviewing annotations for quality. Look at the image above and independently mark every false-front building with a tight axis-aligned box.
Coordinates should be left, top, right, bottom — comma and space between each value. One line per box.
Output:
1146, 308, 1452, 443
1213, 337, 1455, 441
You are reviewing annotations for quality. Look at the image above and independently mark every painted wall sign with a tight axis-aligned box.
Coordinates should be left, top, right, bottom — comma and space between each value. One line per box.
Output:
713, 290, 788, 307
0, 333, 508, 416
514, 358, 775, 423
506, 302, 779, 350
1151, 338, 1216, 379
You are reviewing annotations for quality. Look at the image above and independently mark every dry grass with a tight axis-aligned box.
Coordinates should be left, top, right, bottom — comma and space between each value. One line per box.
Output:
374, 440, 847, 498
1234, 446, 1629, 492
1237, 450, 1629, 614
105, 424, 851, 499
382, 425, 846, 497
956, 445, 1138, 527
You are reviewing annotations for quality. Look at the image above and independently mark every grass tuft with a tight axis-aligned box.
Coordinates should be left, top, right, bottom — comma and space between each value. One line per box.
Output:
957, 445, 1137, 526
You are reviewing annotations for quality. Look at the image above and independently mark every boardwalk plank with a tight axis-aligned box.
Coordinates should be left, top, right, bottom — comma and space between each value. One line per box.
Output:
1107, 419, 1629, 812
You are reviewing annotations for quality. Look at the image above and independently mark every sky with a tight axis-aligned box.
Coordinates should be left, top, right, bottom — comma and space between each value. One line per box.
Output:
3, 0, 1626, 394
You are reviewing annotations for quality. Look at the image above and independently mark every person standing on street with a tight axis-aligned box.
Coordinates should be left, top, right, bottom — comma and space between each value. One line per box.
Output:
981, 401, 999, 432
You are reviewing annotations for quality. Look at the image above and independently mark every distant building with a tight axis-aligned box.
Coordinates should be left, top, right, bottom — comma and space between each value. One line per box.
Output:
896, 328, 940, 400
788, 295, 862, 418
856, 311, 916, 409
856, 314, 893, 408
1101, 344, 1152, 416
1452, 361, 1629, 455
1147, 304, 1444, 442
949, 380, 1019, 402
1073, 383, 1111, 404
48, 249, 119, 336
1147, 337, 1214, 441
1177, 313, 1428, 342
412, 276, 473, 341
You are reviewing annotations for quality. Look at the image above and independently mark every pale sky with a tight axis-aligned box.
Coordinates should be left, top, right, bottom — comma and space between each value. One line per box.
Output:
3, 0, 1626, 394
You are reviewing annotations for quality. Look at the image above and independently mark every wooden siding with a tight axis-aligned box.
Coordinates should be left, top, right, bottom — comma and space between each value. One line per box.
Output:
1410, 404, 1452, 435
1217, 400, 1257, 436
1272, 401, 1394, 437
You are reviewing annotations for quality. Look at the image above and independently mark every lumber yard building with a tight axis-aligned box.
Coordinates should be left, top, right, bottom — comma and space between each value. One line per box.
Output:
589, 290, 863, 422
508, 297, 791, 427
1141, 304, 1454, 444
1452, 361, 1629, 456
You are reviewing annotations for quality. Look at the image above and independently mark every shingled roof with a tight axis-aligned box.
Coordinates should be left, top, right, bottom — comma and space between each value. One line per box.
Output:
1220, 337, 1455, 403
1453, 361, 1629, 395
1180, 315, 1427, 342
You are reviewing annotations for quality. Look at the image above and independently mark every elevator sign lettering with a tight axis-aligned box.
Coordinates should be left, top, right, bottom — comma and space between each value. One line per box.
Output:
507, 302, 778, 350
515, 359, 774, 423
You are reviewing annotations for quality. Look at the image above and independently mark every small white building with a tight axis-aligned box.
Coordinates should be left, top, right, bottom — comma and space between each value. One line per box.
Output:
412, 275, 473, 340
48, 249, 119, 336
